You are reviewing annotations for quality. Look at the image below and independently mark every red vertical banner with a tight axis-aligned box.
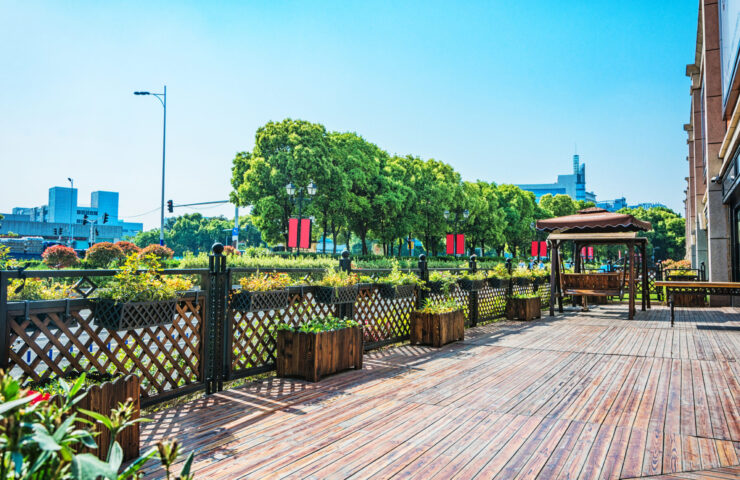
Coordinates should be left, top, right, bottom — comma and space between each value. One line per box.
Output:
531, 241, 539, 257
299, 218, 311, 249
445, 234, 454, 255
287, 218, 298, 248
456, 234, 465, 255
581, 246, 586, 258
618, 250, 622, 260
587, 246, 594, 260
539, 241, 547, 258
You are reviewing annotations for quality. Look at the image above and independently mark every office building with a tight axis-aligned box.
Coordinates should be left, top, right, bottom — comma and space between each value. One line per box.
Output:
517, 154, 597, 203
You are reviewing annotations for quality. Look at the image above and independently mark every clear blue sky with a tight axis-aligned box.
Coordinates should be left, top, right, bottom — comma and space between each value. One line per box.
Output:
1, 0, 696, 229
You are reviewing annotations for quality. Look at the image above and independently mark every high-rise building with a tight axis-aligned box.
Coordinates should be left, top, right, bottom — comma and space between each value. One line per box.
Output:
1, 186, 143, 248
516, 154, 597, 202
684, 0, 740, 298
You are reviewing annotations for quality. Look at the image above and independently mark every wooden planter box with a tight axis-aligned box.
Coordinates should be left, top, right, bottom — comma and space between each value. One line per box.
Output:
314, 285, 358, 305
410, 309, 464, 347
48, 375, 140, 462
459, 279, 486, 291
512, 277, 530, 287
506, 297, 541, 321
230, 289, 289, 312
672, 293, 707, 307
377, 283, 416, 299
276, 326, 363, 382
92, 299, 178, 330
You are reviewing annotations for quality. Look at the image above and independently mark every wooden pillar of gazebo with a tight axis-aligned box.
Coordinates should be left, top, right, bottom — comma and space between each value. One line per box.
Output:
628, 240, 635, 319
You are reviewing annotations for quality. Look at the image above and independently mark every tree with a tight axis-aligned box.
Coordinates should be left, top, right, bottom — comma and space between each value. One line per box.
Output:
373, 156, 414, 255
617, 206, 686, 262
496, 185, 537, 256
85, 242, 125, 268
231, 119, 331, 246
539, 194, 577, 217
462, 181, 505, 255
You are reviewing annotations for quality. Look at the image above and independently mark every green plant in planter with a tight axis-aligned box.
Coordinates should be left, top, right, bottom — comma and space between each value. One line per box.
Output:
417, 297, 461, 314
485, 264, 511, 280
458, 270, 488, 281
376, 260, 417, 286
426, 270, 460, 294
509, 293, 539, 300
276, 315, 359, 333
238, 272, 293, 291
0, 371, 195, 480
7, 278, 72, 301
313, 268, 359, 288
96, 254, 179, 303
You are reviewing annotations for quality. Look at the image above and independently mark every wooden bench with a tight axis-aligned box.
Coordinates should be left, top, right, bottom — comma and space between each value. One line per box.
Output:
654, 280, 740, 326
561, 273, 624, 311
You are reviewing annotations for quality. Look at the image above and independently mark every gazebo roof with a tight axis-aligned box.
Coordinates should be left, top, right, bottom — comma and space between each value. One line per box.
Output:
535, 207, 652, 233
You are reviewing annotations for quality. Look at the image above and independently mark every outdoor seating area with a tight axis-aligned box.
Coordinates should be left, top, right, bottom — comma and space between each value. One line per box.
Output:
139, 304, 740, 479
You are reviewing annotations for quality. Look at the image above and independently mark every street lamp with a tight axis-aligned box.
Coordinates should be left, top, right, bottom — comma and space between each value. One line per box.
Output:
67, 178, 74, 247
445, 209, 469, 258
286, 181, 317, 253
134, 86, 167, 246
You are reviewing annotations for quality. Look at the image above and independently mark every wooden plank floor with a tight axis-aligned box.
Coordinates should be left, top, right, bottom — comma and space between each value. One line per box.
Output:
140, 305, 740, 479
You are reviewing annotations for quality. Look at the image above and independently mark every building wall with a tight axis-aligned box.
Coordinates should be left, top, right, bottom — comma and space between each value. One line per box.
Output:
517, 154, 596, 202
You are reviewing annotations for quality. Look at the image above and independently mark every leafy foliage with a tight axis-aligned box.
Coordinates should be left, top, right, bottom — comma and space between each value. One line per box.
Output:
0, 370, 194, 479
97, 254, 182, 302
114, 241, 141, 256
42, 245, 79, 269
139, 244, 174, 261
85, 242, 125, 268
375, 259, 417, 286
238, 272, 292, 292
8, 278, 72, 301
276, 315, 359, 333
417, 297, 461, 314
617, 206, 685, 261
312, 268, 359, 287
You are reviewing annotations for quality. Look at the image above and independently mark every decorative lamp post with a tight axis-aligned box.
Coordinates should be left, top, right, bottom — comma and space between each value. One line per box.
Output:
67, 177, 74, 247
286, 181, 317, 253
133, 86, 167, 246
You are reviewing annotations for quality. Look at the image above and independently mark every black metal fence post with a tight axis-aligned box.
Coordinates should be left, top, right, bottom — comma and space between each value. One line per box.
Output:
700, 261, 706, 281
417, 254, 428, 309
338, 250, 354, 319
506, 258, 513, 297
206, 243, 228, 394
468, 254, 479, 326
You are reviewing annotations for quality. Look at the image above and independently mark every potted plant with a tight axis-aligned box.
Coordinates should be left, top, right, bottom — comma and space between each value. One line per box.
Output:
231, 272, 292, 311
410, 298, 465, 347
511, 266, 532, 286
506, 293, 541, 321
458, 270, 488, 291
425, 270, 460, 295
313, 268, 359, 304
530, 266, 550, 290
376, 261, 418, 299
275, 315, 363, 381
485, 264, 510, 288
30, 372, 142, 462
92, 254, 193, 330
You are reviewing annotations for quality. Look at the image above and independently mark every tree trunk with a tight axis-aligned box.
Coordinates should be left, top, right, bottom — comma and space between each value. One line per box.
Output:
322, 219, 328, 254
331, 221, 337, 255
361, 232, 368, 255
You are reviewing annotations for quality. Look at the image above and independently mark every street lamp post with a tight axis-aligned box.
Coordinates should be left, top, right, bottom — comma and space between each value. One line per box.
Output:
286, 181, 317, 254
444, 209, 469, 258
67, 178, 74, 248
134, 86, 167, 246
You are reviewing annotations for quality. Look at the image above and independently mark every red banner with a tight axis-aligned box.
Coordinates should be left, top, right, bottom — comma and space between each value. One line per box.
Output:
531, 241, 539, 257
288, 218, 298, 248
445, 234, 465, 255
300, 218, 311, 249
587, 246, 594, 260
539, 241, 547, 258
581, 246, 586, 258
288, 218, 312, 249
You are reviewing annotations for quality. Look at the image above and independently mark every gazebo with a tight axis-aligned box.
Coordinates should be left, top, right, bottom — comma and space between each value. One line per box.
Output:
536, 207, 652, 319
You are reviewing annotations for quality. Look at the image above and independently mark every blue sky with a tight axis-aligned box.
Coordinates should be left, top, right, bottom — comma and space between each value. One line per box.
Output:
1, 0, 696, 229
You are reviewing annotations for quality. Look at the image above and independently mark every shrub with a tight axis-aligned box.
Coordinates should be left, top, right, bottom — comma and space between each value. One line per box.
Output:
222, 245, 241, 256
0, 370, 195, 479
140, 244, 174, 261
42, 245, 78, 269
313, 268, 359, 287
7, 278, 71, 301
239, 272, 292, 292
97, 254, 179, 302
85, 242, 125, 268
376, 259, 417, 286
114, 241, 141, 256
276, 315, 359, 333
417, 297, 461, 314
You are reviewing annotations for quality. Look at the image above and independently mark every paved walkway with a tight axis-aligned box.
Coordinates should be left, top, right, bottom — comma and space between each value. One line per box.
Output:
140, 304, 740, 479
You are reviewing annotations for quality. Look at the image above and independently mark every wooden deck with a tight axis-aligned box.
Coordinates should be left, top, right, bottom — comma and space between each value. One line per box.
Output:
140, 305, 740, 479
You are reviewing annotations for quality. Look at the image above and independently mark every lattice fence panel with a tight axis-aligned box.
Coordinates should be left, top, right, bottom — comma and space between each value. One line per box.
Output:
7, 297, 204, 404
355, 286, 417, 347
477, 285, 508, 321
425, 286, 470, 321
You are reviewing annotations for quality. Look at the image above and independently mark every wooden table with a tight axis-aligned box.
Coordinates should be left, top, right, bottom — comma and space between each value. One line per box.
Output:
655, 280, 740, 326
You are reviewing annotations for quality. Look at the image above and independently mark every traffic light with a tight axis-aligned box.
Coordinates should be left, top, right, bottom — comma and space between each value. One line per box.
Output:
167, 200, 173, 213
103, 213, 109, 224
53, 228, 57, 235
82, 214, 88, 225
